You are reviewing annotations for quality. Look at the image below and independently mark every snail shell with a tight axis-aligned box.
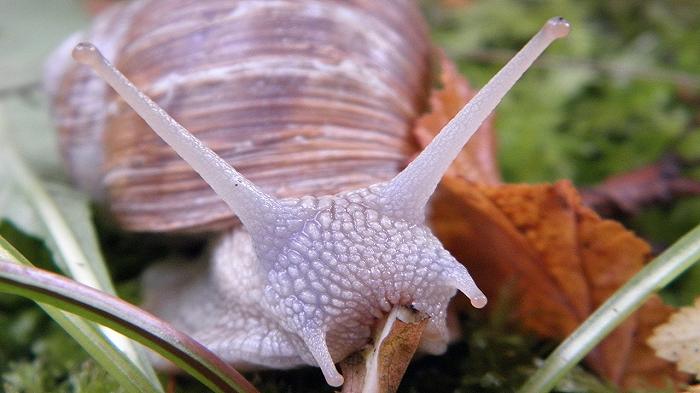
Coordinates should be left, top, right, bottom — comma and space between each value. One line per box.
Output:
47, 0, 431, 232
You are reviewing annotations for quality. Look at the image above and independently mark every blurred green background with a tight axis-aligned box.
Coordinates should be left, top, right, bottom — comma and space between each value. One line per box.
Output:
0, 0, 699, 391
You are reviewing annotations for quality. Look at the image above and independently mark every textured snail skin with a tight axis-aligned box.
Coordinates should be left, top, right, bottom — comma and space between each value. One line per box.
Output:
69, 13, 570, 388
143, 188, 480, 386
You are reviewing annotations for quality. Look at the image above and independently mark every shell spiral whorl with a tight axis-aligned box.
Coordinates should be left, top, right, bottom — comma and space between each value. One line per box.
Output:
49, 0, 431, 232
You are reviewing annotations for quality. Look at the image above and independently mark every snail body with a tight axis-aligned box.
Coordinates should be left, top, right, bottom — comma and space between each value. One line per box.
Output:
50, 0, 570, 387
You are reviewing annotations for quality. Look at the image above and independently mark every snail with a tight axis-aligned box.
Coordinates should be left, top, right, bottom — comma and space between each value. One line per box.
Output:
47, 0, 570, 387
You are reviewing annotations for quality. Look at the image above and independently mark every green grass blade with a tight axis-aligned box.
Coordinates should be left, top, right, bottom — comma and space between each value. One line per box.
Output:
0, 258, 260, 393
0, 123, 161, 387
519, 223, 700, 393
0, 236, 162, 393
3, 142, 110, 288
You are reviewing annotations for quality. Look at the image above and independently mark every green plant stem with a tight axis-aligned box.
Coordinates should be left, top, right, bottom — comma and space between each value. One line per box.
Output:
0, 129, 110, 289
0, 258, 260, 393
519, 223, 700, 393
0, 126, 160, 385
0, 236, 161, 393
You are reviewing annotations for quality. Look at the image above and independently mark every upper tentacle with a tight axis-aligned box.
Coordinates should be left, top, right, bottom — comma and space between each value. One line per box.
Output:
378, 17, 570, 221
72, 43, 282, 234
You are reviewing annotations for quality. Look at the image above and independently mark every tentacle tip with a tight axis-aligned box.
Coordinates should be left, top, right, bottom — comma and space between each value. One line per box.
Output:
450, 268, 488, 309
302, 328, 344, 387
470, 294, 488, 309
317, 357, 344, 386
324, 372, 344, 387
72, 42, 102, 66
544, 16, 571, 39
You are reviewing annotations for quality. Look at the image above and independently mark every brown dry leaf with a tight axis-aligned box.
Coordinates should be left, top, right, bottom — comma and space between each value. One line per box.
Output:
430, 178, 685, 388
581, 155, 700, 217
648, 298, 700, 377
416, 55, 686, 388
340, 306, 429, 393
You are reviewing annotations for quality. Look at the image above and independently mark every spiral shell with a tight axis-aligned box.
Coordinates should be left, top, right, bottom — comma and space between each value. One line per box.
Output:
48, 0, 431, 232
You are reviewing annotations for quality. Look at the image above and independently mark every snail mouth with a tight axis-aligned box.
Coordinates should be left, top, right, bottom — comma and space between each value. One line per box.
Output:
323, 298, 426, 345
353, 300, 438, 344
372, 304, 430, 335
